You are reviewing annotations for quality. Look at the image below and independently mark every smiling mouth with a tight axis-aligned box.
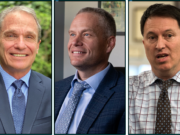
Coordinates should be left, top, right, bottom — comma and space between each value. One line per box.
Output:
72, 51, 85, 54
157, 54, 168, 59
11, 54, 27, 57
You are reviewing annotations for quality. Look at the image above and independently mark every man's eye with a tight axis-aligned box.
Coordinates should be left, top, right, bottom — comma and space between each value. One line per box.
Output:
148, 36, 155, 40
84, 33, 90, 36
70, 33, 75, 36
7, 34, 15, 37
167, 34, 172, 38
27, 35, 33, 39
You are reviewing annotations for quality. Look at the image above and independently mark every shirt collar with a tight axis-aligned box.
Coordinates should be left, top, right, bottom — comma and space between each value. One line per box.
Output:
145, 70, 180, 87
71, 63, 111, 91
0, 65, 31, 90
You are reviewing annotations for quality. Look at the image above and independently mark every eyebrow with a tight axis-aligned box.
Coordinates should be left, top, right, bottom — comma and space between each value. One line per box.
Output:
4, 30, 37, 36
146, 29, 174, 36
164, 29, 174, 33
68, 29, 94, 34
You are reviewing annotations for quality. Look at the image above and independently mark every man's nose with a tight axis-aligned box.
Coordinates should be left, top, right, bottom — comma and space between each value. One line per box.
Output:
14, 36, 26, 49
156, 36, 165, 50
71, 35, 83, 46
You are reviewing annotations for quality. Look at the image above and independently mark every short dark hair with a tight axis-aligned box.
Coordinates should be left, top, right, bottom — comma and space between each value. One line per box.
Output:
140, 4, 180, 36
77, 7, 116, 38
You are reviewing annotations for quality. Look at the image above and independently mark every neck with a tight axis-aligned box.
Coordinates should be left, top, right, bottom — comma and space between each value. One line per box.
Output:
153, 68, 179, 81
1, 66, 30, 79
77, 63, 108, 81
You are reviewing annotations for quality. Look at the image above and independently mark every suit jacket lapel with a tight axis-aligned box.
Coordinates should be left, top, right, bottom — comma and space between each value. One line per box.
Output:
77, 65, 119, 134
22, 71, 45, 134
0, 73, 16, 133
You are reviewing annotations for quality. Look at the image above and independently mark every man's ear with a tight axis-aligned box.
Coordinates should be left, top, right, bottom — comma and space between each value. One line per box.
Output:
142, 39, 145, 45
36, 40, 41, 54
106, 36, 116, 53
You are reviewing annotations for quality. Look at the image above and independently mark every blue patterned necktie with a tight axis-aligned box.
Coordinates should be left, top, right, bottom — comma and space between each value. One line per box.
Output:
55, 81, 90, 134
12, 80, 25, 134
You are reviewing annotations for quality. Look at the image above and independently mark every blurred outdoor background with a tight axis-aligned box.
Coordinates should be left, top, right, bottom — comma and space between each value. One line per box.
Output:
0, 1, 51, 78
129, 1, 175, 76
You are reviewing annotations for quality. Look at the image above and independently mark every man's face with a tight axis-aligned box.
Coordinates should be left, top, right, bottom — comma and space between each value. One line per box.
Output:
0, 11, 40, 76
143, 16, 180, 78
68, 12, 114, 71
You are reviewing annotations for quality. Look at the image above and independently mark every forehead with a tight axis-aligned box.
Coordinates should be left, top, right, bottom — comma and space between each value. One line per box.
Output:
70, 12, 101, 31
144, 17, 179, 34
1, 11, 38, 33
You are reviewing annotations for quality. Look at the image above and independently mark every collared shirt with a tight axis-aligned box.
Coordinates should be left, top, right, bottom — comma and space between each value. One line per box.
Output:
56, 63, 110, 134
129, 70, 180, 134
0, 65, 31, 113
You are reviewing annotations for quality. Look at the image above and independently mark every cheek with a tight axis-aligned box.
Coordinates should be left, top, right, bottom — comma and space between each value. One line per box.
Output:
0, 41, 11, 54
144, 45, 153, 59
67, 41, 71, 50
27, 44, 37, 54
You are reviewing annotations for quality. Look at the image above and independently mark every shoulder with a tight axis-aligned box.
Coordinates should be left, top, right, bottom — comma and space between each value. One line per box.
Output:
101, 65, 125, 97
117, 71, 125, 85
129, 70, 152, 98
129, 70, 152, 87
55, 75, 74, 90
31, 70, 51, 88
106, 64, 125, 89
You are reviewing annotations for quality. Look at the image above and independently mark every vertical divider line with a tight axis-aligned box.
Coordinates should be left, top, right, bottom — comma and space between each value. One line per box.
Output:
125, 0, 129, 134
52, 0, 54, 134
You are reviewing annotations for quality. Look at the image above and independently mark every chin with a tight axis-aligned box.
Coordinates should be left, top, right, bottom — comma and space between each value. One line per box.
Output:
71, 60, 83, 66
10, 63, 31, 71
71, 63, 86, 70
156, 65, 172, 72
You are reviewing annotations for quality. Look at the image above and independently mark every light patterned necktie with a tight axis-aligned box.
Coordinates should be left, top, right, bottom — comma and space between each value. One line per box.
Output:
155, 79, 173, 134
12, 80, 25, 134
55, 81, 90, 134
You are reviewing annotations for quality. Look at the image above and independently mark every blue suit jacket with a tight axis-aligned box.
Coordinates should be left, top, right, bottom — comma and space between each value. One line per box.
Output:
0, 71, 52, 134
55, 64, 125, 134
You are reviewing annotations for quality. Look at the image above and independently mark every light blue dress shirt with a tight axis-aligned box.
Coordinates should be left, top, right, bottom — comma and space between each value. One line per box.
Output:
57, 64, 110, 134
0, 65, 31, 113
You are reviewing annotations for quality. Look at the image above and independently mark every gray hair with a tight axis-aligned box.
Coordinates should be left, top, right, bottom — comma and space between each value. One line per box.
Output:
77, 7, 116, 38
0, 6, 41, 41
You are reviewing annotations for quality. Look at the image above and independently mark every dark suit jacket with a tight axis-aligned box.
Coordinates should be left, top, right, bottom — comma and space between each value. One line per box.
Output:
55, 64, 125, 134
0, 71, 51, 134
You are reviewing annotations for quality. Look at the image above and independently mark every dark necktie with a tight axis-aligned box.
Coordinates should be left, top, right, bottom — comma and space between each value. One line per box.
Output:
155, 79, 173, 134
55, 81, 90, 134
12, 80, 25, 134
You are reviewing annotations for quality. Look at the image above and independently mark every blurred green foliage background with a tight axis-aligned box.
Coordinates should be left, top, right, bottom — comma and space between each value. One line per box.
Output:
0, 1, 52, 78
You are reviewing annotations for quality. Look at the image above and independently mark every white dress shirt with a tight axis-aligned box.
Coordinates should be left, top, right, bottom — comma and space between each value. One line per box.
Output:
129, 70, 180, 134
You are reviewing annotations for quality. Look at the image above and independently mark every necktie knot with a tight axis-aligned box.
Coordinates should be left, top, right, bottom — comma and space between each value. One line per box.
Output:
13, 80, 23, 89
73, 81, 90, 96
13, 80, 24, 97
156, 79, 173, 91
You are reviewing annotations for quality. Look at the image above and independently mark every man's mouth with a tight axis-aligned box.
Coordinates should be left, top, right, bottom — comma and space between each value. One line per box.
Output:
11, 54, 27, 57
157, 54, 168, 59
72, 51, 85, 54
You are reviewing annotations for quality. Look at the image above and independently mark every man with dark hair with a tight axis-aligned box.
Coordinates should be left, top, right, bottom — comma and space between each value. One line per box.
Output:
0, 6, 51, 134
55, 7, 125, 134
129, 4, 180, 134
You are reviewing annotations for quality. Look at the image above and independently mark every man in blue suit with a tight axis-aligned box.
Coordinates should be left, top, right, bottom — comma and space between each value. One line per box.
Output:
55, 7, 125, 134
0, 6, 51, 134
